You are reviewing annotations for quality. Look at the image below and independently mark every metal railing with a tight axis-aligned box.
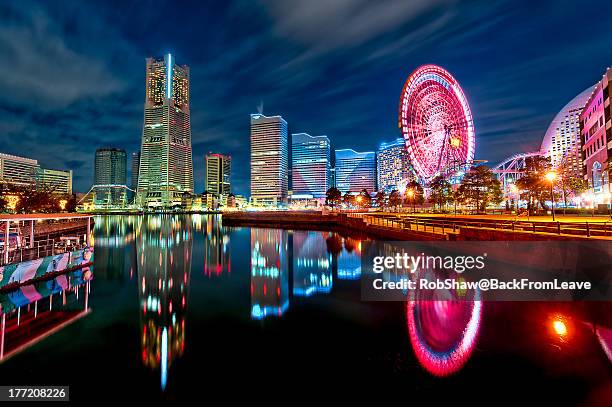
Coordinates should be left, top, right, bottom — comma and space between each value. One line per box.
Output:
347, 212, 612, 238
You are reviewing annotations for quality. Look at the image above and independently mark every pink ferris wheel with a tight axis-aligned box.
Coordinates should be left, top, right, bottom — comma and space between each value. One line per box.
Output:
399, 65, 475, 183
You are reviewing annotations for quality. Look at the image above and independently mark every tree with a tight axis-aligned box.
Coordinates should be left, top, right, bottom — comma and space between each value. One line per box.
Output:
457, 165, 503, 213
405, 180, 424, 212
388, 190, 402, 211
343, 192, 355, 208
325, 187, 342, 209
357, 189, 372, 209
374, 190, 386, 209
515, 156, 552, 215
428, 175, 453, 211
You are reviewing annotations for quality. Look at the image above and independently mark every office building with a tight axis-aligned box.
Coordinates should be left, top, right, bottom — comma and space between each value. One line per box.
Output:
580, 68, 612, 205
36, 168, 73, 195
205, 153, 231, 196
0, 153, 39, 187
334, 149, 376, 193
291, 133, 331, 199
377, 138, 412, 192
138, 54, 194, 208
94, 147, 127, 205
250, 114, 288, 206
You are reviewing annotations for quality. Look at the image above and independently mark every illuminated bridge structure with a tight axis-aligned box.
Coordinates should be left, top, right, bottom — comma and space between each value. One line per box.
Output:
78, 184, 136, 210
491, 151, 542, 192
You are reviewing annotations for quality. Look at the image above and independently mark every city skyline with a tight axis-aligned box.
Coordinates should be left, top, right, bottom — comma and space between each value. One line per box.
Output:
1, 1, 612, 196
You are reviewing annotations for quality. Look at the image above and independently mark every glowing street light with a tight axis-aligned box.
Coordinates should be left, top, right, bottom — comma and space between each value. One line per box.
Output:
407, 189, 415, 214
545, 171, 557, 221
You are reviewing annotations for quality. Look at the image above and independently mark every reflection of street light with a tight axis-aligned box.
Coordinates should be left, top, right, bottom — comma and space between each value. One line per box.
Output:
545, 171, 557, 221
407, 189, 415, 214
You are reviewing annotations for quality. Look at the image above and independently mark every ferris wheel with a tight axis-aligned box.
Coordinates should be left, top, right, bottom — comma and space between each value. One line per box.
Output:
399, 65, 475, 183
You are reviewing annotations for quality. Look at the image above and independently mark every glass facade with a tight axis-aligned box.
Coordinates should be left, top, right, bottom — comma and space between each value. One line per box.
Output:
377, 138, 413, 193
94, 147, 127, 205
205, 153, 231, 196
138, 54, 194, 209
334, 149, 376, 193
250, 114, 288, 206
291, 133, 331, 198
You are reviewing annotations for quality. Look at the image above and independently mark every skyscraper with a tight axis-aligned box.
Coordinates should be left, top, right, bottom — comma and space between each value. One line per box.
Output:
131, 151, 140, 191
334, 149, 376, 193
205, 153, 231, 195
250, 114, 288, 206
94, 147, 127, 204
291, 133, 331, 199
137, 54, 194, 209
541, 87, 593, 179
377, 138, 413, 193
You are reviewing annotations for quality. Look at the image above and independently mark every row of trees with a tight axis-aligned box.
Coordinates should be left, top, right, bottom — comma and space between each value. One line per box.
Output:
325, 165, 504, 213
0, 183, 76, 214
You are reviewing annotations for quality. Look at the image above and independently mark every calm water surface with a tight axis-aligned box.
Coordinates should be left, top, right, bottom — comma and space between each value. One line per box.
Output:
1, 215, 610, 404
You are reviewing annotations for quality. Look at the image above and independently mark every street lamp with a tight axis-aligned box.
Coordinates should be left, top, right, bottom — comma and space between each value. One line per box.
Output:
545, 171, 557, 221
407, 189, 415, 214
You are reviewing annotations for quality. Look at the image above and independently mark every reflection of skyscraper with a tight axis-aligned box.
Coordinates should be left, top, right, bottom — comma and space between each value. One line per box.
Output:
250, 228, 289, 319
337, 237, 362, 280
204, 215, 231, 276
137, 215, 192, 390
138, 54, 194, 209
292, 231, 332, 296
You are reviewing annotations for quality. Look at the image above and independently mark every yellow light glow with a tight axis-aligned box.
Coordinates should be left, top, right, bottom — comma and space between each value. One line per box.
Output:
450, 137, 461, 148
545, 171, 557, 183
59, 199, 68, 210
6, 195, 19, 210
553, 319, 567, 337
356, 195, 363, 203
407, 189, 415, 198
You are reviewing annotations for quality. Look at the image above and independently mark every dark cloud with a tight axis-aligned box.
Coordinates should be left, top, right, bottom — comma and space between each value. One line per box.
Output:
0, 0, 611, 194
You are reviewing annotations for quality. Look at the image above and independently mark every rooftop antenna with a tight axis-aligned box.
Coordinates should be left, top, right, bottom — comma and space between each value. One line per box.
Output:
257, 99, 264, 114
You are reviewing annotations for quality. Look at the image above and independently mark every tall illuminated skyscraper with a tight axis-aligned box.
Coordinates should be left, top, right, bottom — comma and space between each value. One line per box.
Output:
205, 153, 231, 195
377, 138, 413, 193
334, 149, 376, 193
291, 133, 331, 199
137, 54, 194, 209
94, 147, 127, 204
250, 114, 288, 206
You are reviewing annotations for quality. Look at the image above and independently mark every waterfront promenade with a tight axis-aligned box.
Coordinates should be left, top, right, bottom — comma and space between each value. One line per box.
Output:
222, 211, 612, 241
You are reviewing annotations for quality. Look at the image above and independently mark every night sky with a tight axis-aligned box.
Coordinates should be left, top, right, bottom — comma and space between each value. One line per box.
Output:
1, 0, 612, 195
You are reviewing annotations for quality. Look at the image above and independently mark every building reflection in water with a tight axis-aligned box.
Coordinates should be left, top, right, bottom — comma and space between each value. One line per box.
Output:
93, 215, 138, 280
137, 215, 192, 390
406, 271, 481, 377
250, 228, 289, 319
336, 237, 361, 280
203, 215, 230, 277
292, 231, 332, 296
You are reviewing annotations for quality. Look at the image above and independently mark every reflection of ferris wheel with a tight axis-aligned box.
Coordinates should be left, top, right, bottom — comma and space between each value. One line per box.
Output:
399, 65, 475, 183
